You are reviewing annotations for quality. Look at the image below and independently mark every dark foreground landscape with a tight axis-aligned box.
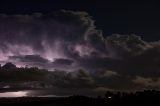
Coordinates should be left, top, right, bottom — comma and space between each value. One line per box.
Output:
0, 90, 160, 106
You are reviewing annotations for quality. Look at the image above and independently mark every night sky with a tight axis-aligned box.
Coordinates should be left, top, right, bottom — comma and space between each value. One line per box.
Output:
1, 0, 160, 93
1, 0, 160, 41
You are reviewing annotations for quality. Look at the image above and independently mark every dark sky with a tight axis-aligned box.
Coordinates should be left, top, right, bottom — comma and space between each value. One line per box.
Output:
1, 0, 160, 41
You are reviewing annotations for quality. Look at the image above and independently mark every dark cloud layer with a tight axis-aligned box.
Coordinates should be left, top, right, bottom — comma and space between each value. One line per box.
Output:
9, 55, 48, 63
0, 10, 160, 92
53, 58, 73, 65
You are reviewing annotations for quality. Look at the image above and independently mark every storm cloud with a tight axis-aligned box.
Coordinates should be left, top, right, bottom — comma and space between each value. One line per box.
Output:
0, 10, 106, 69
1, 10, 160, 91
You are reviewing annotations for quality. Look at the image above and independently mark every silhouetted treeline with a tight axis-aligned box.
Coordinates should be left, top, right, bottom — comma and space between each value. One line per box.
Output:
103, 90, 160, 105
0, 90, 160, 106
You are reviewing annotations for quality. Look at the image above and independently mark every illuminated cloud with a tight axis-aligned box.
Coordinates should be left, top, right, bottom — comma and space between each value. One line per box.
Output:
0, 10, 106, 69
1, 10, 160, 91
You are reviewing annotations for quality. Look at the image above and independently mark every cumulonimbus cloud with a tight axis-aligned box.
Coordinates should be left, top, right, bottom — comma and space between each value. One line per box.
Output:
0, 10, 107, 69
1, 10, 160, 91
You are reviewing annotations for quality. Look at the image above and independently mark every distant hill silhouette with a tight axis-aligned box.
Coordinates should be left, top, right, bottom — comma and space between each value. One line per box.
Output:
2, 62, 16, 69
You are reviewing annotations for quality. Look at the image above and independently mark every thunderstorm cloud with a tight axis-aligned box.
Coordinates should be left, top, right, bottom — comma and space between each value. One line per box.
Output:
1, 10, 160, 91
